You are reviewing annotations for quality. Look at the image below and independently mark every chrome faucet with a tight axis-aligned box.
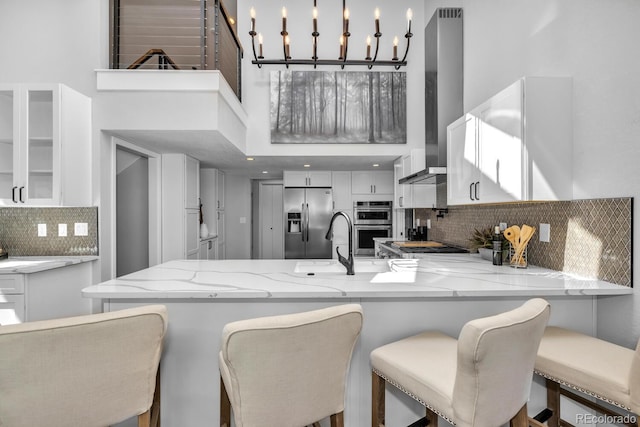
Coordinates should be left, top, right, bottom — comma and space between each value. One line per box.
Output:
325, 211, 354, 275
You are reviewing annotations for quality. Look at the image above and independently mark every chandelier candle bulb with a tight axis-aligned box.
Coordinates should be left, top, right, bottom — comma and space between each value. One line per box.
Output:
312, 7, 318, 33
339, 35, 345, 59
374, 8, 380, 34
258, 33, 263, 57
393, 36, 398, 59
282, 7, 287, 34
285, 35, 290, 58
250, 7, 256, 33
366, 35, 371, 59
344, 8, 350, 35
406, 8, 412, 33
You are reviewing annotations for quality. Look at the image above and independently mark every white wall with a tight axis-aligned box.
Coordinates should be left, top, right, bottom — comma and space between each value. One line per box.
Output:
424, 0, 640, 347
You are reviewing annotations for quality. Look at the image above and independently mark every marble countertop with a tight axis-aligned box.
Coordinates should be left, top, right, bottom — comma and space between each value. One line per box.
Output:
0, 256, 99, 274
81, 255, 631, 299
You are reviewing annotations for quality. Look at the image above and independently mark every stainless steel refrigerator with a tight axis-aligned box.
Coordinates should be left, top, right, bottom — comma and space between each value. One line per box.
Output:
284, 188, 333, 259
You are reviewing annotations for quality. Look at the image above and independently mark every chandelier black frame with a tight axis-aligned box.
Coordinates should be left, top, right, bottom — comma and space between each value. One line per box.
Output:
248, 0, 412, 69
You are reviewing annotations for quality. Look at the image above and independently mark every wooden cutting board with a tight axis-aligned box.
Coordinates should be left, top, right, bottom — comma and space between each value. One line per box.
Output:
392, 241, 445, 248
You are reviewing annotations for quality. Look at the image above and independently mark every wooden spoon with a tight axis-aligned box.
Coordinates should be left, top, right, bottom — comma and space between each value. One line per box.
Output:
503, 225, 520, 247
514, 225, 535, 266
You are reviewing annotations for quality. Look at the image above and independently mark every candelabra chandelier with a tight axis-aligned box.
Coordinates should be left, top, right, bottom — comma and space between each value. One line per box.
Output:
248, 0, 412, 69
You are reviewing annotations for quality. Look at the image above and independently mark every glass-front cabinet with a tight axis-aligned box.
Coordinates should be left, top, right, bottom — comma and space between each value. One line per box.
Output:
0, 87, 18, 203
0, 84, 91, 206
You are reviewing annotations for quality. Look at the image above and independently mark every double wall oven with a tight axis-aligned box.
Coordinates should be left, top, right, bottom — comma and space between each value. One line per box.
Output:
353, 201, 392, 256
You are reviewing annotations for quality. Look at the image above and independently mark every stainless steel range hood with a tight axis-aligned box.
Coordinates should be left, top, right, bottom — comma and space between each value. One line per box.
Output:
399, 8, 463, 202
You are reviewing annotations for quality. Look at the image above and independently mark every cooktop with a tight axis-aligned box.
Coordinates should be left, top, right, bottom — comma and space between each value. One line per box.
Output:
385, 241, 469, 254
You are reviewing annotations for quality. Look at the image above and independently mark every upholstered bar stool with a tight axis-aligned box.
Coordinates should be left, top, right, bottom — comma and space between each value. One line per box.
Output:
219, 304, 363, 427
0, 305, 168, 427
371, 298, 550, 427
535, 326, 640, 427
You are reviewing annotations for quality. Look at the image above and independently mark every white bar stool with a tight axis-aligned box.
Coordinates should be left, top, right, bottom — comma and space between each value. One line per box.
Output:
535, 326, 640, 427
371, 298, 550, 427
219, 304, 363, 427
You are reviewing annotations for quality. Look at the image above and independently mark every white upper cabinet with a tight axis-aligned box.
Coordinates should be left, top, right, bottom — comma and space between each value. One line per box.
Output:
352, 171, 394, 195
447, 77, 573, 205
283, 171, 331, 187
331, 171, 352, 212
0, 84, 91, 206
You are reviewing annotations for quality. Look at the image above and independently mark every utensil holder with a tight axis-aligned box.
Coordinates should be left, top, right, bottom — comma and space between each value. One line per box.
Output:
509, 244, 528, 268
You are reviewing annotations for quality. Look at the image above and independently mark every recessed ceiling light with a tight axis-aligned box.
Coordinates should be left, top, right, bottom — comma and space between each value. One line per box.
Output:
373, 164, 379, 167
262, 170, 268, 174
303, 164, 311, 168
246, 157, 254, 161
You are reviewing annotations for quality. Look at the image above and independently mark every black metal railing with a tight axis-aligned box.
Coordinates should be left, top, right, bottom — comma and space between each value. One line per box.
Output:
111, 0, 243, 100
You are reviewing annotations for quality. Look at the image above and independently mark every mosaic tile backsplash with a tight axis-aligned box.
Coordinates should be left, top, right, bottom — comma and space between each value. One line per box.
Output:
415, 198, 633, 287
0, 207, 98, 256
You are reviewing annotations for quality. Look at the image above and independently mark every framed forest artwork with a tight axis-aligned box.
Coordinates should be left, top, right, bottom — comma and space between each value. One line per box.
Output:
270, 71, 407, 144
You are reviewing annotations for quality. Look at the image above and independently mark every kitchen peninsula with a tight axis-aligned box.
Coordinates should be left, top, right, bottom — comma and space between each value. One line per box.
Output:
82, 256, 631, 427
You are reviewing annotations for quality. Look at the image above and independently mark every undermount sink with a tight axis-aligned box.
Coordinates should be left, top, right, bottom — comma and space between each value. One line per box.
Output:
294, 260, 391, 274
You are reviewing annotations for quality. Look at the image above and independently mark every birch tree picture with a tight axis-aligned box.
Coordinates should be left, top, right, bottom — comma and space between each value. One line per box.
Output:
270, 71, 407, 144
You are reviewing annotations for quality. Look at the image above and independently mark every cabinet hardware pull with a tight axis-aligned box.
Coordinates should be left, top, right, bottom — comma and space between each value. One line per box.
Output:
474, 181, 480, 200
19, 186, 25, 203
12, 186, 17, 203
469, 183, 474, 200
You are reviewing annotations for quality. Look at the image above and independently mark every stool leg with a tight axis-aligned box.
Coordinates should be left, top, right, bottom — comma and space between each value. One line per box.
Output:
426, 407, 438, 427
509, 404, 528, 427
220, 375, 232, 427
331, 411, 345, 427
372, 371, 386, 427
546, 379, 560, 427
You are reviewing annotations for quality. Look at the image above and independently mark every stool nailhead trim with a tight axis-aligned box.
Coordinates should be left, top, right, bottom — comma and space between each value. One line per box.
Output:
534, 369, 632, 412
372, 368, 456, 425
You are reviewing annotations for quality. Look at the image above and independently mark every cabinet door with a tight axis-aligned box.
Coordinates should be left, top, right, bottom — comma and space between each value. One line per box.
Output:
399, 156, 413, 206
216, 170, 225, 210
393, 159, 404, 208
373, 171, 394, 195
332, 171, 352, 211
477, 80, 523, 203
0, 294, 25, 325
447, 114, 478, 205
185, 209, 200, 258
199, 168, 218, 232
351, 171, 373, 194
283, 171, 308, 187
24, 88, 60, 205
0, 87, 19, 204
185, 156, 199, 209
308, 171, 331, 187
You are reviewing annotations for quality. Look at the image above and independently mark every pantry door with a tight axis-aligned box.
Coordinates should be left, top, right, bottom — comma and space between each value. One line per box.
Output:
259, 182, 284, 259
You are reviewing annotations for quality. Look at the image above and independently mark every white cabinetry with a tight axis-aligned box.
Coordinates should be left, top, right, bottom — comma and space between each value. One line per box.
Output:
394, 150, 437, 208
162, 154, 200, 261
199, 237, 218, 260
283, 171, 331, 187
331, 171, 352, 211
351, 171, 393, 195
0, 263, 93, 326
0, 84, 91, 206
447, 77, 573, 205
